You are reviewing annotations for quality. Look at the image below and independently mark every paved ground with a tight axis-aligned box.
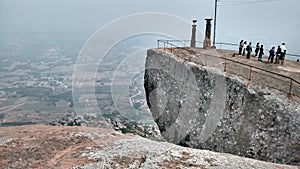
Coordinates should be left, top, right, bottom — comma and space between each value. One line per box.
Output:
217, 49, 300, 81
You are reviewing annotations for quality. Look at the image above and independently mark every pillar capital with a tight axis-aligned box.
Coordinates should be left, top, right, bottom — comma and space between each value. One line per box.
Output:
190, 20, 197, 47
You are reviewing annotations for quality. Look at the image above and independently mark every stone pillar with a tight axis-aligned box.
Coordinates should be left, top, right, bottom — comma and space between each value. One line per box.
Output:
190, 20, 197, 48
203, 18, 213, 48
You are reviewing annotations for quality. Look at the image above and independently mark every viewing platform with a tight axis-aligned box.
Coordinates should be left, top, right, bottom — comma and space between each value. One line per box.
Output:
156, 40, 300, 98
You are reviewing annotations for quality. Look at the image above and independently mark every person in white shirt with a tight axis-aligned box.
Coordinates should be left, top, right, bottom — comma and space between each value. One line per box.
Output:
238, 40, 244, 55
280, 43, 286, 65
242, 41, 247, 56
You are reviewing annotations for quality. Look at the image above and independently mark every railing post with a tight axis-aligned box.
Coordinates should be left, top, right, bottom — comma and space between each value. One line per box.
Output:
289, 79, 293, 96
163, 42, 165, 51
224, 59, 227, 72
249, 67, 252, 81
166, 40, 169, 49
157, 40, 160, 48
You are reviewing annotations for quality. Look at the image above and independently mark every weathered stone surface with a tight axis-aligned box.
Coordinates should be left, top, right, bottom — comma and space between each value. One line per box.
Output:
78, 136, 298, 169
144, 49, 300, 165
1, 125, 298, 169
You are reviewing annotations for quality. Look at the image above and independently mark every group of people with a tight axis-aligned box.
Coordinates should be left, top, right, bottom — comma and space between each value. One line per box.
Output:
238, 40, 286, 65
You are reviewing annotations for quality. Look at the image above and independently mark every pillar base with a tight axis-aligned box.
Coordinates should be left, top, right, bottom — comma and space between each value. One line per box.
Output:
203, 39, 212, 48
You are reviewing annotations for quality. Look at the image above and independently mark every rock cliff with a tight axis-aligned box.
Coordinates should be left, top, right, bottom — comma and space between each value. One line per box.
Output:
144, 48, 300, 165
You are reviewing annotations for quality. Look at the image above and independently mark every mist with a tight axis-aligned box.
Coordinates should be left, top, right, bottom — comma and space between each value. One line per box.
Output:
0, 0, 299, 54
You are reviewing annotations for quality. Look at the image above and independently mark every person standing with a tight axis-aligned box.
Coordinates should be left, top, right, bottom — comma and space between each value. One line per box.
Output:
258, 45, 264, 61
280, 42, 286, 65
268, 46, 275, 63
255, 42, 260, 56
238, 40, 244, 55
242, 41, 247, 56
246, 42, 252, 59
275, 45, 282, 64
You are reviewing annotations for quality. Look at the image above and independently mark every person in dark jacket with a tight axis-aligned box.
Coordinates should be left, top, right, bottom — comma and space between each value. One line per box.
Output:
258, 45, 264, 61
255, 42, 260, 56
246, 42, 252, 59
275, 45, 282, 64
238, 40, 244, 55
268, 46, 275, 63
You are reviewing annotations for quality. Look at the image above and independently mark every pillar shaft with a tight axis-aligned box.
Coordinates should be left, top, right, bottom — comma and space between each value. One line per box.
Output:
203, 18, 213, 48
191, 25, 197, 47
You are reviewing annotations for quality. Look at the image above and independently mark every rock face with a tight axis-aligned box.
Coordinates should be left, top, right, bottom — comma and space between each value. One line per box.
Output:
144, 49, 300, 165
0, 125, 299, 169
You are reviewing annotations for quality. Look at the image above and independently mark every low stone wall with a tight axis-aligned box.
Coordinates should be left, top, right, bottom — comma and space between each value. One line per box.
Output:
144, 49, 300, 165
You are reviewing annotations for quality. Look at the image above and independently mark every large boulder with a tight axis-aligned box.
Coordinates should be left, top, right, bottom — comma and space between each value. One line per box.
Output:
144, 49, 300, 165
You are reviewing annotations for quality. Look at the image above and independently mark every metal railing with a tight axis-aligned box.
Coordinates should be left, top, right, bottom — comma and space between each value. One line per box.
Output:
157, 40, 300, 97
157, 39, 202, 52
158, 40, 300, 59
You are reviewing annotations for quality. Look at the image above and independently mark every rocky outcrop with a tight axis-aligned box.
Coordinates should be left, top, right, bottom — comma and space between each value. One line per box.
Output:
0, 125, 298, 168
144, 49, 300, 165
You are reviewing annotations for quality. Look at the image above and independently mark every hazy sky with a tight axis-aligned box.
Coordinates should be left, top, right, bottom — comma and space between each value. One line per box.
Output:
1, 0, 300, 54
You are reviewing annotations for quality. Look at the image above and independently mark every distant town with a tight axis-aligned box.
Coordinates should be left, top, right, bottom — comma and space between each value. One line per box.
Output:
0, 32, 159, 138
